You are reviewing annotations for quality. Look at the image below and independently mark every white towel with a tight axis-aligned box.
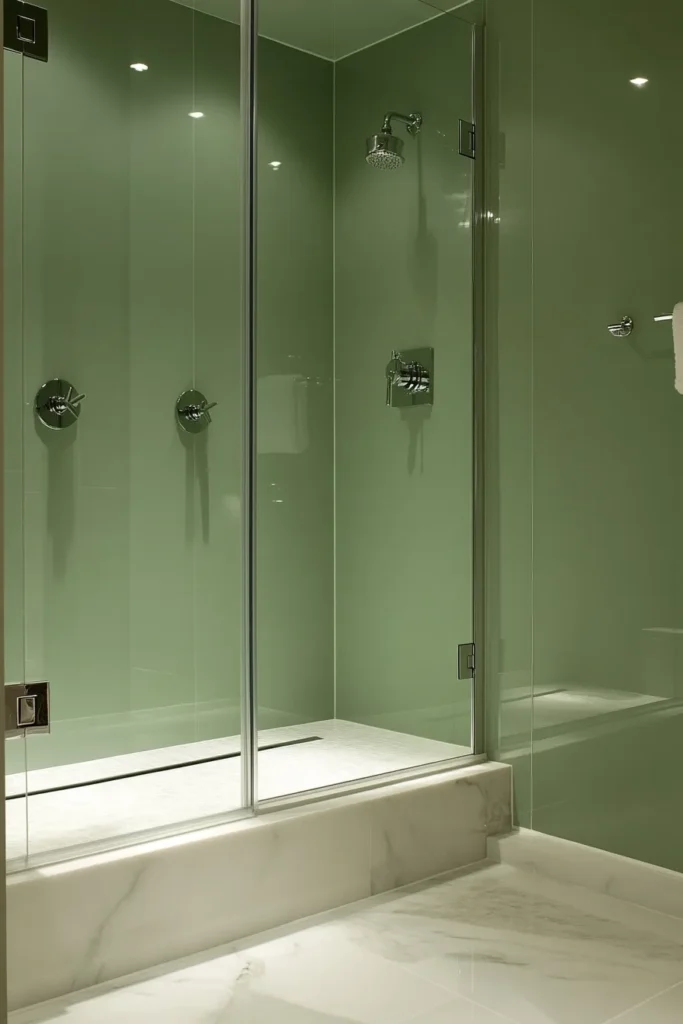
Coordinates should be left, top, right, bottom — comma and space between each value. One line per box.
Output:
674, 302, 683, 394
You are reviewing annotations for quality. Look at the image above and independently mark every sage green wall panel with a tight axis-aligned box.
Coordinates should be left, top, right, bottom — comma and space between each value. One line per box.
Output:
255, 37, 335, 731
533, 0, 681, 698
22, 0, 133, 754
126, 0, 195, 730
530, 0, 683, 868
334, 15, 474, 746
191, 12, 243, 733
486, 0, 683, 867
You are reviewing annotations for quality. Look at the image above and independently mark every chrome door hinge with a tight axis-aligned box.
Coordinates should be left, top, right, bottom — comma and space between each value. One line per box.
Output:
459, 119, 476, 159
458, 643, 475, 680
5, 681, 50, 738
4, 0, 49, 62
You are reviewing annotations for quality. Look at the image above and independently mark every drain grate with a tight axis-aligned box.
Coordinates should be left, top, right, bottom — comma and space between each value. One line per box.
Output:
7, 735, 323, 801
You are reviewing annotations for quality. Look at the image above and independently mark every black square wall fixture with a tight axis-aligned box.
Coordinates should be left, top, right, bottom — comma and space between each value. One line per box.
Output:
4, 0, 48, 62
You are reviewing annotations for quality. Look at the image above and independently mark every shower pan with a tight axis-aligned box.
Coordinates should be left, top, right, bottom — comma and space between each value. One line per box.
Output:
3, 0, 483, 876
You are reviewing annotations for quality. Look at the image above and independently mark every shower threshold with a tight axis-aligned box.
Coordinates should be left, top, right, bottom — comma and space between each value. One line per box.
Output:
5, 719, 470, 865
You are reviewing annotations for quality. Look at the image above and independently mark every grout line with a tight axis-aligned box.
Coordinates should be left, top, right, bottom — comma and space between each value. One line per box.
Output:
170, 0, 334, 60
399, 980, 520, 1024
172, 0, 474, 63
602, 979, 683, 1023
337, 5, 463, 62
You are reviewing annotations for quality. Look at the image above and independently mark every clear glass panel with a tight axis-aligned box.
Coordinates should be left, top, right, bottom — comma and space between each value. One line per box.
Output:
256, 0, 476, 801
485, 0, 683, 872
4, 0, 245, 864
527, 0, 683, 869
5, 46, 29, 867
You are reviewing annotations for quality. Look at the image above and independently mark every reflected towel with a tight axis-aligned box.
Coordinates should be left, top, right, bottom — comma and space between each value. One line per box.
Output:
257, 374, 309, 454
674, 302, 683, 394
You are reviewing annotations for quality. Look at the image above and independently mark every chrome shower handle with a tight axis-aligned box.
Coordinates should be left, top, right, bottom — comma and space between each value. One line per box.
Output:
178, 399, 217, 422
607, 316, 634, 338
386, 350, 403, 406
386, 349, 431, 406
35, 378, 86, 429
60, 386, 86, 416
175, 389, 217, 433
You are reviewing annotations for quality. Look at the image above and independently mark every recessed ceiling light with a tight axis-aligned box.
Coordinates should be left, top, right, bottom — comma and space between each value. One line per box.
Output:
269, 161, 282, 169
189, 111, 205, 119
630, 77, 648, 87
130, 63, 149, 72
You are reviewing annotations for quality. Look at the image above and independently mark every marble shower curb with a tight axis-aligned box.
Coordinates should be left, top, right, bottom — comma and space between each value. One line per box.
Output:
489, 827, 683, 919
8, 761, 511, 1011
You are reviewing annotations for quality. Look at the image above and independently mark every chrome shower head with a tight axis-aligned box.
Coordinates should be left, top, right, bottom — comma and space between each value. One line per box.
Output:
365, 111, 422, 170
366, 132, 405, 170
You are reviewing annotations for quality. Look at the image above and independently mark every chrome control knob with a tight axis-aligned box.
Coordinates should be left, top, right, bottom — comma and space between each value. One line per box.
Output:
35, 379, 86, 429
386, 350, 431, 406
175, 389, 217, 433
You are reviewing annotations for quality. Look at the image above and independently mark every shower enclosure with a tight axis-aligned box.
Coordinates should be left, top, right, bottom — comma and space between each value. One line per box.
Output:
4, 0, 482, 868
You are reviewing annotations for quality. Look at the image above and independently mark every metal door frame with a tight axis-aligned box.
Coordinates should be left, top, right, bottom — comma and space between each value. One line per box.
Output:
0, 0, 9, 1012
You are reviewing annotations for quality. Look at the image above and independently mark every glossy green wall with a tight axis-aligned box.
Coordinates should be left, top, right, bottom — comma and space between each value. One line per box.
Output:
255, 32, 334, 733
486, 0, 683, 869
4, 0, 334, 773
334, 14, 475, 747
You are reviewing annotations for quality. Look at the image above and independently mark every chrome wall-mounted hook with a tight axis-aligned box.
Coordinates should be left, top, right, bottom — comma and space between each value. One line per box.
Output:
607, 316, 634, 338
35, 379, 85, 429
175, 389, 217, 434
386, 348, 434, 408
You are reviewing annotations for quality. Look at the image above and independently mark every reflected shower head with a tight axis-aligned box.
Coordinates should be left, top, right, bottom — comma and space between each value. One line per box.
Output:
366, 111, 422, 170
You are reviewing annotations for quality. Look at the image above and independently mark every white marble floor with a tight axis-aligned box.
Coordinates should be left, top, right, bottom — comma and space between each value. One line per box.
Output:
11, 858, 683, 1023
7, 720, 468, 864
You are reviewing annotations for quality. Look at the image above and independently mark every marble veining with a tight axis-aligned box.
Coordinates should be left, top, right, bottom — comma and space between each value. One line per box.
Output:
369, 773, 493, 893
8, 764, 510, 1011
11, 859, 683, 1024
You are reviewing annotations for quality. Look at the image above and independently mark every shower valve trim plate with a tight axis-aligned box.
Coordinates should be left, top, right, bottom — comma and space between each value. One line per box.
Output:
35, 379, 86, 429
176, 389, 218, 433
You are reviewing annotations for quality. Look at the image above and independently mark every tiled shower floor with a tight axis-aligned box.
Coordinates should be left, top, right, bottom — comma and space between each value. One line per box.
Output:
11, 856, 683, 1023
6, 720, 469, 864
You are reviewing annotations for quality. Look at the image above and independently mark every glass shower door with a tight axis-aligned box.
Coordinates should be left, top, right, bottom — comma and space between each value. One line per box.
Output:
254, 0, 479, 802
4, 42, 29, 865
5, 0, 247, 866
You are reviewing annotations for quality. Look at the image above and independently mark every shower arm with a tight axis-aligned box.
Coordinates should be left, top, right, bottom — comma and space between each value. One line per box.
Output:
381, 111, 423, 137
